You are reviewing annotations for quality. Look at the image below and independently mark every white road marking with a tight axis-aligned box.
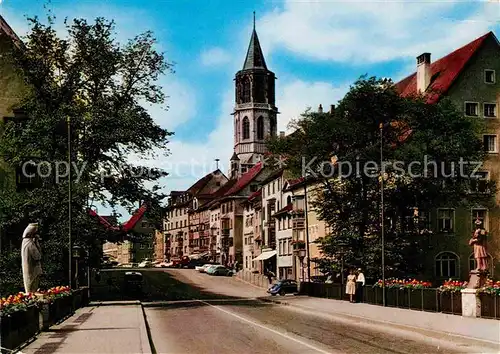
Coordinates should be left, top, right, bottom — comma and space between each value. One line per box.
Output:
197, 300, 338, 354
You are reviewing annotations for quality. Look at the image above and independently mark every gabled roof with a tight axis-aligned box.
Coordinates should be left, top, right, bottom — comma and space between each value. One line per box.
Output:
186, 169, 223, 195
88, 203, 148, 233
242, 29, 268, 71
395, 31, 496, 103
224, 162, 264, 196
284, 177, 305, 192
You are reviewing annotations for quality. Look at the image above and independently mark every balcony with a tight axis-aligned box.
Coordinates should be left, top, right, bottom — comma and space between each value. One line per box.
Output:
292, 218, 305, 229
221, 228, 230, 237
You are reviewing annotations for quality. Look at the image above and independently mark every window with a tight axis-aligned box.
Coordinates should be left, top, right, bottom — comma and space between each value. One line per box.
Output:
470, 171, 489, 193
140, 244, 145, 249
469, 253, 493, 275
242, 77, 251, 103
465, 102, 479, 117
257, 116, 264, 140
483, 135, 498, 153
184, 220, 187, 227
287, 196, 292, 205
484, 103, 497, 118
471, 209, 488, 230
272, 182, 275, 194
216, 181, 221, 186
175, 221, 178, 228
435, 252, 459, 278
437, 209, 454, 233
485, 70, 495, 84
242, 117, 250, 139
288, 238, 293, 255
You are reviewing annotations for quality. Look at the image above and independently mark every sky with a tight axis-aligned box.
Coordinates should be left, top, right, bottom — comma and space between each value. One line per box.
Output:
1, 0, 499, 221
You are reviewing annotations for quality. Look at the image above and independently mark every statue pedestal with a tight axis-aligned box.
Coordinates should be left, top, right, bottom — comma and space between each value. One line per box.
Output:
461, 270, 487, 317
461, 288, 480, 317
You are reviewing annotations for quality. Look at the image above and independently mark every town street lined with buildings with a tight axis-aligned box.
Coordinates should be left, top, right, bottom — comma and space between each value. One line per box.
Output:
22, 268, 500, 354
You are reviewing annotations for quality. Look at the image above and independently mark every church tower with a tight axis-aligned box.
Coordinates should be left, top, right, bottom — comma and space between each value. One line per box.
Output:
232, 15, 278, 176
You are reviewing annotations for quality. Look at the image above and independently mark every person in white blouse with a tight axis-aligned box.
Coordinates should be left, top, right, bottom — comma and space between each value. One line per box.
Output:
355, 268, 365, 303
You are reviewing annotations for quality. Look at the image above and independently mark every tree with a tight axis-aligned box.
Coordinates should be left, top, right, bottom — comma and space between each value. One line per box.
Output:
268, 76, 495, 280
0, 15, 173, 293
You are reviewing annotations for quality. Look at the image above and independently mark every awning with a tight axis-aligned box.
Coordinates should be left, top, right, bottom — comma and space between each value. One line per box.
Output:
252, 250, 277, 262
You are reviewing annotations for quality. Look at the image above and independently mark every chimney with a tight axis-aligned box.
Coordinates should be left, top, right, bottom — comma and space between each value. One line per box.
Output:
416, 53, 431, 93
318, 104, 323, 113
279, 131, 285, 137
330, 105, 335, 115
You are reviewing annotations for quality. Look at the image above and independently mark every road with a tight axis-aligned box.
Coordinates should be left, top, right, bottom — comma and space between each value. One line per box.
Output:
142, 269, 492, 354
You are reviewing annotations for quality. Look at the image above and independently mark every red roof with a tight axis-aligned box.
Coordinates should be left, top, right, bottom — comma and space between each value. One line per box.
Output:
284, 177, 305, 191
395, 32, 494, 103
122, 204, 148, 232
88, 203, 148, 233
224, 162, 264, 196
88, 209, 120, 231
248, 188, 262, 201
273, 203, 293, 217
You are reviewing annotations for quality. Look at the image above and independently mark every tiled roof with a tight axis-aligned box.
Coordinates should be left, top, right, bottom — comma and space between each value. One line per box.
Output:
284, 177, 305, 191
273, 203, 293, 217
248, 188, 262, 201
395, 32, 494, 103
88, 203, 148, 232
186, 169, 221, 195
203, 179, 239, 210
122, 204, 148, 232
259, 168, 283, 186
224, 162, 264, 196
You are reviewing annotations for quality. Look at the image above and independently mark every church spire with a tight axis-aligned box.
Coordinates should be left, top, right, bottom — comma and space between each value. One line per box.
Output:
242, 13, 267, 70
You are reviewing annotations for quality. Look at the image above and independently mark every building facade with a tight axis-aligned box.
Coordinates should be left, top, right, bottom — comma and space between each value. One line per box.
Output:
396, 31, 500, 281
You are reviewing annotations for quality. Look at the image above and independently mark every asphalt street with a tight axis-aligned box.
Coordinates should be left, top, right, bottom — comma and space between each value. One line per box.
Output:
142, 269, 489, 354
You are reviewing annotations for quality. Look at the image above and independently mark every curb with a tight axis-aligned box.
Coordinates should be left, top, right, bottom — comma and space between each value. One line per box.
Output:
257, 297, 500, 347
139, 303, 155, 354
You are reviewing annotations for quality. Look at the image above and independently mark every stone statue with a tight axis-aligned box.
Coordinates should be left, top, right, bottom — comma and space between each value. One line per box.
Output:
21, 223, 42, 293
469, 219, 488, 272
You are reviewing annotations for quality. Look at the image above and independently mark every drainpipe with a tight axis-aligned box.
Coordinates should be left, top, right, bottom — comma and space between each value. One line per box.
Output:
304, 182, 311, 281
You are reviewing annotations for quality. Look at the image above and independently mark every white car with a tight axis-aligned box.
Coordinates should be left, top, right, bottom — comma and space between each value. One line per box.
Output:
138, 260, 153, 268
196, 264, 216, 273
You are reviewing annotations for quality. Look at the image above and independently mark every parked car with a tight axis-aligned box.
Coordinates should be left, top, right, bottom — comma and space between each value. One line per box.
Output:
172, 256, 190, 268
138, 260, 153, 268
197, 263, 219, 273
207, 265, 233, 276
267, 279, 298, 296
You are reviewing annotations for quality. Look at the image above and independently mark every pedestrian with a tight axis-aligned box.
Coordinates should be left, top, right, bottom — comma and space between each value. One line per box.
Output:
346, 269, 356, 303
266, 268, 275, 286
355, 268, 365, 303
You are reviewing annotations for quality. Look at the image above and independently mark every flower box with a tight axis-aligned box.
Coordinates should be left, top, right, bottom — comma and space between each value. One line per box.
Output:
1, 305, 40, 352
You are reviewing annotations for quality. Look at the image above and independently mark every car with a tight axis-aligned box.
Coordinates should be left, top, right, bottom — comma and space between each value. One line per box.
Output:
207, 265, 233, 276
123, 271, 143, 295
267, 279, 298, 296
138, 260, 153, 268
197, 263, 219, 273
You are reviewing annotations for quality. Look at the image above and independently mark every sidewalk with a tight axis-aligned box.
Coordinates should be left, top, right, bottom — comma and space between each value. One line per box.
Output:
20, 301, 151, 354
261, 295, 500, 346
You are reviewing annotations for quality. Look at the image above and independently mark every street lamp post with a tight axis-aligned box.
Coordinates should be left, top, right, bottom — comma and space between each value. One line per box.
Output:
337, 240, 348, 300
379, 122, 386, 307
68, 116, 72, 289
